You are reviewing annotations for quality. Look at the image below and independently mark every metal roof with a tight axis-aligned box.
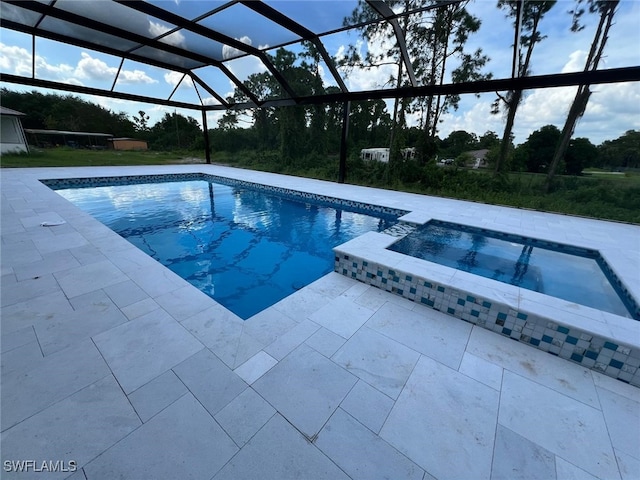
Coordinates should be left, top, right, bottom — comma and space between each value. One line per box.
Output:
24, 128, 113, 137
0, 106, 26, 116
2, 0, 638, 113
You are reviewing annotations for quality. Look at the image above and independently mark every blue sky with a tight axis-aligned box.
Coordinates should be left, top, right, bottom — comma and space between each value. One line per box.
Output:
0, 0, 638, 145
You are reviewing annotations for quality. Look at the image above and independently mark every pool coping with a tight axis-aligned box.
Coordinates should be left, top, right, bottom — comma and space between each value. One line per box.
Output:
12, 164, 640, 385
334, 229, 640, 386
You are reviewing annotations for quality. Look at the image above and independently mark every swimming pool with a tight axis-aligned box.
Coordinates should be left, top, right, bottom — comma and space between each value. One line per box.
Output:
388, 220, 638, 319
52, 176, 399, 319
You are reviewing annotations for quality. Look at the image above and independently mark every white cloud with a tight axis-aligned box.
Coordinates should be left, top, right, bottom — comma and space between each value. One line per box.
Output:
202, 96, 221, 106
0, 44, 32, 76
75, 52, 115, 81
561, 50, 587, 73
0, 45, 156, 86
338, 33, 399, 92
222, 36, 252, 60
164, 71, 189, 89
34, 56, 79, 86
116, 68, 157, 85
436, 97, 503, 137
148, 21, 185, 48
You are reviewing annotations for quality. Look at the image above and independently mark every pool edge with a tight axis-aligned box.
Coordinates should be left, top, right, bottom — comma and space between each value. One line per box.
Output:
334, 234, 640, 387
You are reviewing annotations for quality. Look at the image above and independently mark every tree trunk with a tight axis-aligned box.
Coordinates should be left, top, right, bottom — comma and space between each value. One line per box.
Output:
544, 87, 591, 189
495, 89, 521, 173
545, 2, 617, 191
494, 6, 544, 175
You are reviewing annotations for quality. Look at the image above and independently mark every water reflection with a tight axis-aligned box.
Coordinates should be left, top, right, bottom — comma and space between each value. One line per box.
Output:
57, 180, 397, 319
388, 221, 632, 318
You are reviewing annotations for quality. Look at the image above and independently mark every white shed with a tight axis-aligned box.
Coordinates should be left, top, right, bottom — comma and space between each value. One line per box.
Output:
361, 148, 390, 163
0, 107, 29, 155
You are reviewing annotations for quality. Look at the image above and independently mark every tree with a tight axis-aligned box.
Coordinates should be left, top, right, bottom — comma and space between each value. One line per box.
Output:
343, 1, 490, 166
546, 0, 619, 190
478, 131, 501, 150
133, 110, 150, 133
231, 47, 326, 164
598, 130, 640, 169
565, 137, 598, 175
410, 2, 491, 146
492, 0, 556, 173
0, 89, 136, 137
217, 110, 239, 131
441, 130, 478, 158
520, 125, 561, 173
148, 112, 202, 150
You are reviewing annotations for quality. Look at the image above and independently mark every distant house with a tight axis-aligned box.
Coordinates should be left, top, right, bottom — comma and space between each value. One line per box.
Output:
0, 107, 29, 155
109, 138, 148, 151
466, 149, 489, 168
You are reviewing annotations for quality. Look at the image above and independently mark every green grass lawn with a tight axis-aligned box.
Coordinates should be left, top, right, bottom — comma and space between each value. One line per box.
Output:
2, 148, 638, 224
0, 147, 206, 167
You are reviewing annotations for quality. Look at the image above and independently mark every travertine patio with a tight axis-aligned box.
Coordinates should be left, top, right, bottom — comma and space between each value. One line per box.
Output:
2, 165, 639, 479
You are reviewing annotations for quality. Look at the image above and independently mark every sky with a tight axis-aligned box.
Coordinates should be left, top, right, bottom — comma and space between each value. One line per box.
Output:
0, 0, 638, 146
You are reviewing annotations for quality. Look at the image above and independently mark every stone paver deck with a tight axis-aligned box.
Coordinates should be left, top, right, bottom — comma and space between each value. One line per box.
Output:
2, 165, 639, 479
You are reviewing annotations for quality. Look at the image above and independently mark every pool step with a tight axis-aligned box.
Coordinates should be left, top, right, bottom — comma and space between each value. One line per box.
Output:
382, 222, 417, 238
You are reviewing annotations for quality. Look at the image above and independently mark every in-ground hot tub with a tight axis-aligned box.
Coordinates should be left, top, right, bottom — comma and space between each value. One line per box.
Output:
334, 220, 640, 386
387, 220, 638, 320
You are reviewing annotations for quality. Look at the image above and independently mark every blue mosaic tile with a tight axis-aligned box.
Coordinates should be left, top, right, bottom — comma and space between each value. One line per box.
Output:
333, 251, 639, 386
609, 359, 624, 369
585, 350, 599, 360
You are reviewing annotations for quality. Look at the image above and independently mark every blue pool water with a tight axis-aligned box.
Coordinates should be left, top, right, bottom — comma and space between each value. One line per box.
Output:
388, 220, 637, 319
56, 179, 397, 319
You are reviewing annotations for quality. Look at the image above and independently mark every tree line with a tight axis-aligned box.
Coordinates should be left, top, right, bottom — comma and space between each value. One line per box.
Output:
0, 88, 203, 151
214, 0, 632, 177
2, 0, 635, 176
3, 85, 636, 172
